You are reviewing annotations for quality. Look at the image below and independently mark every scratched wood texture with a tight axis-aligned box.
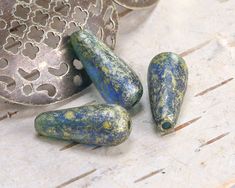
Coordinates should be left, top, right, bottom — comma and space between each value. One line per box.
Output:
1, 0, 235, 187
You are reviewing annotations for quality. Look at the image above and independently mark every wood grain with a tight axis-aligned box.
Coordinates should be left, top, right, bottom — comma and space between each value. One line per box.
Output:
134, 169, 165, 183
56, 169, 97, 188
180, 39, 212, 57
195, 78, 234, 97
199, 132, 230, 148
163, 116, 202, 136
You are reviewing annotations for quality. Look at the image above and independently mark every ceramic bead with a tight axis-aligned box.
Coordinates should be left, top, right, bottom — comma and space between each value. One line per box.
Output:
71, 30, 143, 109
35, 104, 132, 146
148, 52, 188, 131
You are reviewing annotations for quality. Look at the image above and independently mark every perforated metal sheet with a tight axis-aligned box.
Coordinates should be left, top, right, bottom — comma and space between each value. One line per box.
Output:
0, 0, 119, 105
113, 0, 159, 9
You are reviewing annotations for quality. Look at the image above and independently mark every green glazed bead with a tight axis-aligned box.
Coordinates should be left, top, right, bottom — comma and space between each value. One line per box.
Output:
35, 104, 132, 146
148, 52, 188, 132
70, 30, 143, 109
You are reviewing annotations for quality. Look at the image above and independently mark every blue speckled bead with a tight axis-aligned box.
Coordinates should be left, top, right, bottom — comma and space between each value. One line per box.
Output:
35, 104, 132, 146
70, 30, 143, 109
148, 52, 188, 132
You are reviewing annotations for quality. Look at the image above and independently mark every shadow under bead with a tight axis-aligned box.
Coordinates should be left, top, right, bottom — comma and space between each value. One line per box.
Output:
148, 52, 188, 132
35, 104, 132, 146
70, 30, 143, 109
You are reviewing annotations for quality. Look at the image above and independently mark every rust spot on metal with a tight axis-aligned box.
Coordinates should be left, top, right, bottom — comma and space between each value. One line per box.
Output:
199, 132, 230, 148
195, 78, 234, 97
180, 39, 212, 57
60, 142, 79, 151
134, 168, 164, 183
0, 111, 18, 121
163, 116, 202, 136
56, 169, 97, 188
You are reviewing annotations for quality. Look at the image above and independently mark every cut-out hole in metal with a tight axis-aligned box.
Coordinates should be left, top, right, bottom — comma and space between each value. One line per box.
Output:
48, 63, 69, 77
36, 84, 56, 97
19, 0, 31, 4
23, 85, 33, 95
22, 43, 39, 60
27, 26, 44, 42
103, 7, 113, 23
0, 58, 8, 69
67, 22, 78, 36
96, 27, 104, 41
73, 7, 88, 26
0, 76, 16, 92
9, 21, 27, 38
18, 68, 40, 81
4, 37, 22, 54
54, 1, 70, 17
106, 35, 115, 48
89, 0, 102, 16
73, 75, 82, 86
35, 0, 51, 9
0, 19, 7, 30
73, 59, 83, 70
44, 32, 61, 49
14, 4, 30, 20
103, 7, 115, 31
33, 10, 49, 26
50, 17, 66, 33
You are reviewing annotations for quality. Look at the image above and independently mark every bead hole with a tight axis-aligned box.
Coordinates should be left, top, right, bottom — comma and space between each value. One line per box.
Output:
128, 121, 131, 130
162, 122, 172, 130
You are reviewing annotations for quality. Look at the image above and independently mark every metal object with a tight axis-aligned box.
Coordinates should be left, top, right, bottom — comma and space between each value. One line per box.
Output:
0, 0, 119, 105
114, 2, 133, 18
113, 0, 159, 9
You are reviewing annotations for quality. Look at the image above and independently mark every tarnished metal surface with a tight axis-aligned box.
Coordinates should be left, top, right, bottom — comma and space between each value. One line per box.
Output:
0, 0, 119, 105
113, 0, 159, 9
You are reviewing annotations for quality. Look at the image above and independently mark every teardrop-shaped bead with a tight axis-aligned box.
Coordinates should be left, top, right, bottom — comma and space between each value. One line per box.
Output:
148, 52, 188, 131
35, 104, 132, 146
71, 30, 143, 109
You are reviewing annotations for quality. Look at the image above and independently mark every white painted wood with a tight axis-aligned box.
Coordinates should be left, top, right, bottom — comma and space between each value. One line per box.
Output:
1, 0, 235, 187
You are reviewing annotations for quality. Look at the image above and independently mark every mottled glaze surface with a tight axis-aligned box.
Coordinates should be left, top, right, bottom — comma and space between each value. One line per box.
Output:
71, 30, 143, 109
148, 52, 188, 131
35, 104, 132, 146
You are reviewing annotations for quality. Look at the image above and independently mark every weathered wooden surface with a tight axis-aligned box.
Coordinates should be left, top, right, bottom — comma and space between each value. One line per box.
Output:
0, 0, 235, 187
